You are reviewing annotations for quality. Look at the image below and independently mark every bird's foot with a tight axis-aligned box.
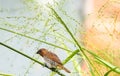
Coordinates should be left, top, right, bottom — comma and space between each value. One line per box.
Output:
50, 68, 58, 72
50, 68, 56, 70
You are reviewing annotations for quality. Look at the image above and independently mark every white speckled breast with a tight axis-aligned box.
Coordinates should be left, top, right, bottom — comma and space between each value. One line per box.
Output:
43, 56, 57, 68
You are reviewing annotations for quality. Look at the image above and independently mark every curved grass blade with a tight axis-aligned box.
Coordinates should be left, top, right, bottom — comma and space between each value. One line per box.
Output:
104, 67, 118, 76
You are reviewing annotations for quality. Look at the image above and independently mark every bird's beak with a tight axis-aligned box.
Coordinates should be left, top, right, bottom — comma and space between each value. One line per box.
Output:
36, 51, 39, 54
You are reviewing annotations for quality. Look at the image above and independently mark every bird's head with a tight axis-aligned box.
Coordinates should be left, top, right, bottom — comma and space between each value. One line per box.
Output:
36, 48, 47, 57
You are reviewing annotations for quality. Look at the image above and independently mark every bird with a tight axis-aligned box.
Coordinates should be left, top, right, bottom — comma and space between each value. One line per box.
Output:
36, 48, 71, 73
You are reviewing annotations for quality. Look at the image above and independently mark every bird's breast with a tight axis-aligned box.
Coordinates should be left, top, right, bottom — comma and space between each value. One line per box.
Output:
43, 56, 57, 68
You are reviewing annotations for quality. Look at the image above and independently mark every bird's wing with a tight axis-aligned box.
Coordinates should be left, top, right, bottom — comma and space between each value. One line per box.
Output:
46, 51, 62, 65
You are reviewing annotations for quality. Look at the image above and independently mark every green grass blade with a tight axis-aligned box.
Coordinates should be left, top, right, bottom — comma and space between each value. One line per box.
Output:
0, 42, 65, 76
83, 48, 120, 74
0, 27, 71, 52
104, 67, 118, 76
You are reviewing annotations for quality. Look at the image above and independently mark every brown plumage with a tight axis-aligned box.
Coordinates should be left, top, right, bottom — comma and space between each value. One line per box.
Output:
36, 48, 71, 73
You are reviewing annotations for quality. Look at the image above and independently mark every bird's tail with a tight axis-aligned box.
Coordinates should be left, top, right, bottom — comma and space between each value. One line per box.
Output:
58, 64, 71, 73
62, 66, 71, 73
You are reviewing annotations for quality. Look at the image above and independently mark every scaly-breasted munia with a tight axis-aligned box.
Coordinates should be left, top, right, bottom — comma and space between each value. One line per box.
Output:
36, 48, 71, 73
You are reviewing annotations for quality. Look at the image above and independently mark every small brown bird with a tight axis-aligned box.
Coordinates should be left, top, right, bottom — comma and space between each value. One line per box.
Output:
36, 48, 71, 73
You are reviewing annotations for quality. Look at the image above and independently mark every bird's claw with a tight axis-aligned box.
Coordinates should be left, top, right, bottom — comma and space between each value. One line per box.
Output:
50, 68, 58, 72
